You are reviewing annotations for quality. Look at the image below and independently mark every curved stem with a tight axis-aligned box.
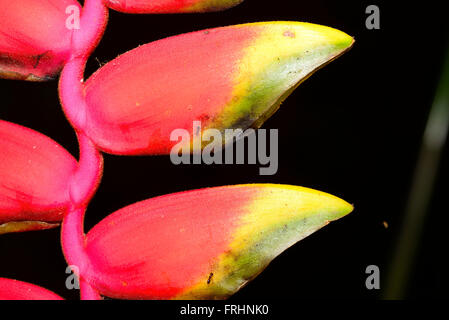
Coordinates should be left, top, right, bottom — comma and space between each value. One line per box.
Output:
80, 277, 103, 300
59, 0, 108, 131
71, 133, 104, 207
61, 134, 102, 272
59, 0, 109, 300
61, 134, 103, 300
59, 56, 88, 131
61, 207, 87, 272
72, 0, 109, 58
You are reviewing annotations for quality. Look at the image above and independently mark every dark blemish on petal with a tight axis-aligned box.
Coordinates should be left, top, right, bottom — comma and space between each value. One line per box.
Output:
207, 272, 214, 284
204, 31, 210, 35
199, 114, 210, 122
283, 30, 296, 38
0, 54, 23, 67
33, 51, 50, 68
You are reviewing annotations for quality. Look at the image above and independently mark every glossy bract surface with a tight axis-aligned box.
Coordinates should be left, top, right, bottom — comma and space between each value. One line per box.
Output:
0, 278, 64, 300
0, 0, 80, 81
0, 120, 77, 234
83, 184, 353, 299
84, 22, 353, 155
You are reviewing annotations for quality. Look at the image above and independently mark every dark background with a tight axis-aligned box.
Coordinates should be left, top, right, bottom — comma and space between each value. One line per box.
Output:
1, 0, 448, 300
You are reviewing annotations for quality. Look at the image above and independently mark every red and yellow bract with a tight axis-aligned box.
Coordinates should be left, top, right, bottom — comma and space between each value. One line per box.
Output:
83, 22, 354, 155
0, 0, 355, 301
81, 184, 353, 299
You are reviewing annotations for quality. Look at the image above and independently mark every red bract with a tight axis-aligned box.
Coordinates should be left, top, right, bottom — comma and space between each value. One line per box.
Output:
0, 278, 63, 300
82, 22, 353, 155
0, 120, 77, 234
79, 184, 353, 299
0, 0, 81, 81
105, 0, 244, 14
1, 0, 355, 301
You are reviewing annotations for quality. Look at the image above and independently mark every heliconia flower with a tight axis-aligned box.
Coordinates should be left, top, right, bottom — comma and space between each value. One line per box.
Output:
0, 120, 77, 234
0, 278, 63, 300
80, 184, 353, 299
83, 22, 354, 155
105, 0, 244, 14
0, 0, 81, 81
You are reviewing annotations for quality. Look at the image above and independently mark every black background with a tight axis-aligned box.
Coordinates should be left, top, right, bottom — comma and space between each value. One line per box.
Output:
1, 0, 448, 300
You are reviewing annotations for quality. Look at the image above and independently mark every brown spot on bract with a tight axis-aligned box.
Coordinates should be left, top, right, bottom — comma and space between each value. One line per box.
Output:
207, 272, 214, 285
33, 51, 50, 68
283, 30, 296, 38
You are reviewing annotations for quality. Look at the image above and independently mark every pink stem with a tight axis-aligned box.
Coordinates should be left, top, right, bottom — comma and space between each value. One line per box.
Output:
59, 56, 88, 131
59, 0, 108, 131
72, 0, 109, 58
59, 0, 108, 300
61, 134, 103, 300
61, 207, 87, 275
70, 133, 104, 208
61, 135, 102, 272
80, 275, 103, 300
